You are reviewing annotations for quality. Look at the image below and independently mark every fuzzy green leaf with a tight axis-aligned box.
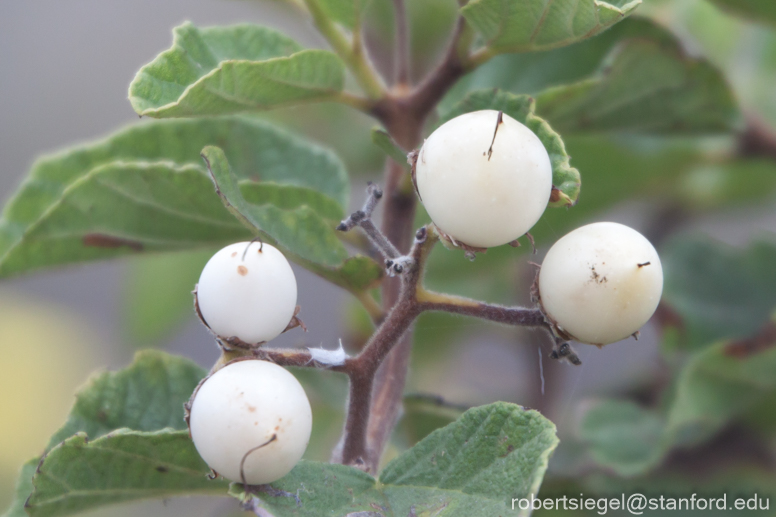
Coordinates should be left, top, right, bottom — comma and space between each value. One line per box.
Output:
0, 117, 362, 281
201, 146, 382, 291
0, 161, 250, 276
232, 402, 558, 517
130, 23, 345, 117
443, 16, 672, 102
440, 89, 580, 207
535, 39, 741, 134
26, 430, 228, 517
661, 236, 776, 350
461, 0, 641, 55
1, 351, 206, 517
707, 0, 776, 26
240, 181, 344, 222
380, 402, 558, 501
47, 350, 206, 448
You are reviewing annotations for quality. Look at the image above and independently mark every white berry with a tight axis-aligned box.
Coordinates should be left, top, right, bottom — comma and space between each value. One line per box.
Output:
197, 242, 297, 344
538, 222, 663, 346
414, 110, 553, 248
189, 360, 312, 484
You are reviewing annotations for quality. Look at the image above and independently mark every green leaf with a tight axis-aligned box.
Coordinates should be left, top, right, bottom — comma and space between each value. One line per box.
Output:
240, 181, 344, 222
1, 459, 38, 517
234, 402, 558, 517
440, 89, 580, 207
535, 39, 741, 134
228, 461, 381, 516
707, 0, 776, 26
130, 23, 345, 118
124, 250, 214, 344
319, 0, 365, 29
26, 430, 229, 517
371, 128, 410, 170
661, 236, 776, 350
381, 402, 558, 501
666, 332, 776, 447
0, 161, 249, 276
0, 116, 352, 275
461, 0, 641, 55
47, 350, 206, 449
442, 16, 673, 103
578, 400, 666, 477
201, 146, 382, 291
1, 351, 206, 517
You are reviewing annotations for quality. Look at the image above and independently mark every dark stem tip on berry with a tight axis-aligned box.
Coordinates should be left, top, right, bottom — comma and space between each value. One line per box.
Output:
239, 434, 278, 487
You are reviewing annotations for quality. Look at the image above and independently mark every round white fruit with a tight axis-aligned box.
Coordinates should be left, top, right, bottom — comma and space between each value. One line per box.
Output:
189, 360, 312, 485
197, 242, 297, 344
415, 110, 553, 248
538, 222, 663, 346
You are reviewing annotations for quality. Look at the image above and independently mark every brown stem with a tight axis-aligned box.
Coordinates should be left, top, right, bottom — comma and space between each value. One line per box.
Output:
418, 293, 546, 327
362, 152, 419, 472
404, 15, 469, 120
350, 17, 484, 466
339, 228, 430, 469
393, 0, 410, 88
341, 295, 422, 466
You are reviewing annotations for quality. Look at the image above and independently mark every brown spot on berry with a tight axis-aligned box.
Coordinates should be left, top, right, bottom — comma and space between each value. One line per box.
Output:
237, 265, 248, 276
231, 252, 237, 257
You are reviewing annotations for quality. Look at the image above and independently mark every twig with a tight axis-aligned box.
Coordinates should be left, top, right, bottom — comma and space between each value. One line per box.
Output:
338, 183, 402, 261
417, 290, 547, 327
392, 0, 410, 88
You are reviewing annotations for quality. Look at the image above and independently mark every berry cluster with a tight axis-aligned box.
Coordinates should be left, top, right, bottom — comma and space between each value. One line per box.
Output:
187, 109, 663, 486
189, 242, 312, 485
416, 110, 663, 346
